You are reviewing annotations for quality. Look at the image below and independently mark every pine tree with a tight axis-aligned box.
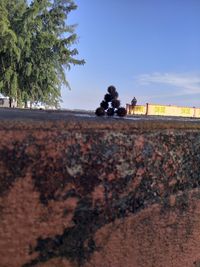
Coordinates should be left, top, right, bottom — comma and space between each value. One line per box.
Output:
0, 0, 84, 108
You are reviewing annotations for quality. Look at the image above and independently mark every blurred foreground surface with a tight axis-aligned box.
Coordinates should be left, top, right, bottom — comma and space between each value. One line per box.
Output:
0, 108, 200, 267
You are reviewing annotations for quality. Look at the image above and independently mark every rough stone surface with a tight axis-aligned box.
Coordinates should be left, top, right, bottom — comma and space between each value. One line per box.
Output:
1, 109, 200, 267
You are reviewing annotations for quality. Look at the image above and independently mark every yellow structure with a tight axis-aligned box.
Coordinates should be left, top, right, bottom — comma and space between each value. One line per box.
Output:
126, 104, 146, 115
126, 103, 200, 118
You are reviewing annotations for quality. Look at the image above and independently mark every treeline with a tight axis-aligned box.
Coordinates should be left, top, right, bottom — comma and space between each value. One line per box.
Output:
0, 0, 84, 108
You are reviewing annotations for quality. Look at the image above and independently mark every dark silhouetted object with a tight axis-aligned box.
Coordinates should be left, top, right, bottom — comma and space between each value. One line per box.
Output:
107, 86, 116, 95
100, 101, 109, 110
111, 99, 120, 109
107, 108, 115, 116
95, 107, 105, 116
117, 107, 127, 117
131, 97, 137, 107
96, 85, 126, 117
111, 91, 119, 99
104, 93, 113, 102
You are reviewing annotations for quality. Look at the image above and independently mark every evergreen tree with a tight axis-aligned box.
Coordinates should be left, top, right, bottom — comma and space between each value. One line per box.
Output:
0, 0, 84, 107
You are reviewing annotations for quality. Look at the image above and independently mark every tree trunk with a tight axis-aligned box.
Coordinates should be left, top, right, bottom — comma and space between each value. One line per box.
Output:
9, 97, 12, 108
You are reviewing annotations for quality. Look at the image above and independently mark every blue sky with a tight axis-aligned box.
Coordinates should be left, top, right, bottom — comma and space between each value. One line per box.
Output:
61, 0, 200, 110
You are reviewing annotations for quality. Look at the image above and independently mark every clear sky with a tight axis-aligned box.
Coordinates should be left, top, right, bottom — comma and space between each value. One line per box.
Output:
61, 0, 200, 110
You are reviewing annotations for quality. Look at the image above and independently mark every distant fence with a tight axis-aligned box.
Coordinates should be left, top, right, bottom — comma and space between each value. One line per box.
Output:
126, 103, 200, 118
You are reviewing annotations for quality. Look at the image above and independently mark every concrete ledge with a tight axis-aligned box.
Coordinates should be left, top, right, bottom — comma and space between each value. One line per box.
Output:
0, 109, 200, 267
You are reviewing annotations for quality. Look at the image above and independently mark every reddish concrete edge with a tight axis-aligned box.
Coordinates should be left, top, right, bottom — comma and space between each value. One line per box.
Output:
0, 110, 200, 267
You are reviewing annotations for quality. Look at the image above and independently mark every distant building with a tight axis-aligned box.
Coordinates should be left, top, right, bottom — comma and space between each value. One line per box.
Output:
0, 93, 56, 109
0, 94, 17, 108
0, 94, 9, 107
